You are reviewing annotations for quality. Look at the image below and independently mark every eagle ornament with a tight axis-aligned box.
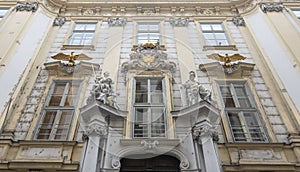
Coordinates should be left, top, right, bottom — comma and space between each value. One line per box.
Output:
51, 52, 92, 66
207, 53, 246, 67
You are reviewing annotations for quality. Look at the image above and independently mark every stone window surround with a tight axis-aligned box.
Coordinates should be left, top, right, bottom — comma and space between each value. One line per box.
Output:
33, 80, 82, 141
136, 22, 161, 45
125, 72, 174, 139
196, 20, 237, 51
132, 77, 166, 138
215, 80, 269, 143
61, 20, 102, 50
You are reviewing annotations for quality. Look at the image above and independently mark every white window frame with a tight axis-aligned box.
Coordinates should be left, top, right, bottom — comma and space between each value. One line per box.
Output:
200, 22, 230, 46
292, 9, 300, 19
217, 81, 268, 142
68, 22, 97, 46
136, 22, 161, 45
132, 77, 167, 138
0, 8, 9, 21
34, 80, 82, 140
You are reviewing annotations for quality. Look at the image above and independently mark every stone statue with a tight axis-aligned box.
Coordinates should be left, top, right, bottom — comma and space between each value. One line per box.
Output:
88, 72, 119, 109
182, 71, 211, 106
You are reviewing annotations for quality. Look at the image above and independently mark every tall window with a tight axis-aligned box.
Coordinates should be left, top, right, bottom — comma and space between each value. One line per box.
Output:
35, 81, 81, 140
68, 23, 97, 45
0, 8, 9, 21
292, 10, 300, 19
133, 78, 166, 138
200, 23, 229, 46
137, 23, 160, 44
218, 81, 268, 142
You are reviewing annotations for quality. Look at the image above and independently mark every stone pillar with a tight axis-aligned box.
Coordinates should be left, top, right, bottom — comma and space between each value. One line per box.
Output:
81, 121, 107, 172
193, 121, 221, 172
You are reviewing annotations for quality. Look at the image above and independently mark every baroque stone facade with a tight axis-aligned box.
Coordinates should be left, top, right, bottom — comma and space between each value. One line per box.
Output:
0, 0, 299, 172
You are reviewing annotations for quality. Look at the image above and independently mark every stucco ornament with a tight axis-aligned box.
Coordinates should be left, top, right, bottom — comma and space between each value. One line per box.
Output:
192, 125, 219, 143
122, 42, 176, 73
87, 72, 120, 109
260, 3, 284, 13
141, 140, 159, 150
232, 17, 245, 26
169, 18, 189, 27
53, 17, 66, 26
16, 2, 38, 12
108, 18, 127, 27
182, 71, 211, 106
85, 123, 107, 136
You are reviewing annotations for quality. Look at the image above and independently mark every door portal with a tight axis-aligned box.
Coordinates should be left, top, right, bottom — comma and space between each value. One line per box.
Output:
120, 155, 180, 172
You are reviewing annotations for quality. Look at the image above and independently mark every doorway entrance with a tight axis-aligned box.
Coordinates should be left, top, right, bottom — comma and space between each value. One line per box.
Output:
120, 155, 180, 172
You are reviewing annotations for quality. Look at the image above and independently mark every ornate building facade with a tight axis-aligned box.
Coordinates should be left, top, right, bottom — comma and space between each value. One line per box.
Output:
0, 0, 300, 171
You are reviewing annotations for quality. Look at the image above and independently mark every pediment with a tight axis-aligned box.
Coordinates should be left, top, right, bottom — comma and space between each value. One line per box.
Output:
199, 61, 255, 78
43, 61, 99, 76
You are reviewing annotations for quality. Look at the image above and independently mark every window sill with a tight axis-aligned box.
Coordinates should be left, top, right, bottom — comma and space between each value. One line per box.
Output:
203, 45, 238, 51
61, 45, 95, 50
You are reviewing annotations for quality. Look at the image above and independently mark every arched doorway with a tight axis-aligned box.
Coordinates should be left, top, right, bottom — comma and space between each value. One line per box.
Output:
120, 155, 180, 172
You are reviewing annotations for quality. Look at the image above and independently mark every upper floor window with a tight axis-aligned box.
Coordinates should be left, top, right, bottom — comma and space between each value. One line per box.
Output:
0, 8, 9, 21
217, 81, 268, 142
68, 23, 97, 45
35, 80, 81, 140
200, 23, 229, 46
133, 77, 166, 138
137, 23, 160, 45
292, 10, 300, 19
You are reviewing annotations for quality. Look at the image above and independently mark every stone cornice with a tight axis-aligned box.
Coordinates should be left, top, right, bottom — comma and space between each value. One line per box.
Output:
38, 0, 300, 18
38, 0, 261, 17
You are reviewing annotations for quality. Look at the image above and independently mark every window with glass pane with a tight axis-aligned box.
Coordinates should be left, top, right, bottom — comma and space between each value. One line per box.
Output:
68, 23, 97, 45
0, 8, 9, 20
292, 10, 300, 19
137, 23, 160, 45
133, 78, 166, 138
200, 23, 229, 46
35, 81, 81, 140
218, 82, 268, 142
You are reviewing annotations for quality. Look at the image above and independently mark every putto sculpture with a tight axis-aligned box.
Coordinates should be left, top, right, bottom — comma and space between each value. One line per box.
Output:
182, 71, 211, 106
88, 72, 119, 109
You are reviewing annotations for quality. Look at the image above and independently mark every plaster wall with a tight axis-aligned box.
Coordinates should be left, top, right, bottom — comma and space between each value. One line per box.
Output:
0, 11, 51, 115
246, 10, 300, 114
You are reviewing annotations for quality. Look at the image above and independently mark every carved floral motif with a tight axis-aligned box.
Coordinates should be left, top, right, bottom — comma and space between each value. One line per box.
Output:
85, 123, 107, 136
232, 17, 245, 26
260, 3, 284, 13
53, 17, 66, 26
169, 18, 189, 27
108, 18, 127, 27
16, 2, 38, 12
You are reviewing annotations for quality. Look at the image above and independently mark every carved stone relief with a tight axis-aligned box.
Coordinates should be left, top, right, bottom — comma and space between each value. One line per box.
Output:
108, 18, 127, 27
122, 42, 176, 74
53, 17, 66, 26
260, 3, 284, 13
16, 2, 38, 12
169, 18, 189, 27
232, 17, 245, 26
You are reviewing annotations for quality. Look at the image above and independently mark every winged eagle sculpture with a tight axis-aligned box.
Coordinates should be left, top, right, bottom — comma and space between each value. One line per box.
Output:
51, 52, 92, 66
207, 53, 246, 67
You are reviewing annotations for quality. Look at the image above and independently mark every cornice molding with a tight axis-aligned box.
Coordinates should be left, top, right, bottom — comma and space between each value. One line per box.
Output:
38, 0, 262, 17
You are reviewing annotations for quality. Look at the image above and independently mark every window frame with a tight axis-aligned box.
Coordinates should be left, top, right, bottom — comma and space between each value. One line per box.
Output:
136, 22, 161, 45
217, 81, 269, 143
291, 9, 300, 19
0, 8, 9, 21
132, 77, 167, 138
62, 21, 101, 50
34, 80, 82, 140
200, 22, 230, 46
